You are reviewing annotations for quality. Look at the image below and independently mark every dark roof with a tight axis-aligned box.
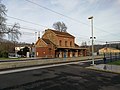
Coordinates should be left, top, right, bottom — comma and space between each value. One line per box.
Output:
42, 38, 56, 46
42, 39, 51, 44
47, 29, 75, 38
75, 43, 80, 47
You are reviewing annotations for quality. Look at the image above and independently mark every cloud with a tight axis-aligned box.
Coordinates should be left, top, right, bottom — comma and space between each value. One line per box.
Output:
50, 0, 80, 11
86, 0, 97, 4
117, 0, 120, 4
2, 0, 120, 44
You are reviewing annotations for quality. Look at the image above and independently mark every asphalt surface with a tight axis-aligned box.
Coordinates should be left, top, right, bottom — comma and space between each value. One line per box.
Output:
0, 62, 120, 90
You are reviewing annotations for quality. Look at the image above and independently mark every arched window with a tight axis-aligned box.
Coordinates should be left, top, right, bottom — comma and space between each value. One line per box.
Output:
65, 41, 67, 47
70, 41, 72, 47
59, 40, 62, 46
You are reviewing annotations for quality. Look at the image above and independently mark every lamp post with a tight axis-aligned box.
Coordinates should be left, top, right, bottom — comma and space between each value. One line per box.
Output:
88, 16, 95, 65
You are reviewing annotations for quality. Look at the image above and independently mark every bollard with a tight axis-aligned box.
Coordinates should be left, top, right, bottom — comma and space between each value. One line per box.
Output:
103, 57, 106, 64
103, 53, 106, 64
119, 53, 120, 60
110, 53, 112, 62
115, 53, 117, 61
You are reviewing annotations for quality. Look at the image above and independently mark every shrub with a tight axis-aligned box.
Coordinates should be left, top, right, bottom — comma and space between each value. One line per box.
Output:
0, 51, 2, 57
1, 51, 8, 58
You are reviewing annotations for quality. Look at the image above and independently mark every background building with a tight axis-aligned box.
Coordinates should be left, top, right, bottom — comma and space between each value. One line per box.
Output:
99, 47, 120, 55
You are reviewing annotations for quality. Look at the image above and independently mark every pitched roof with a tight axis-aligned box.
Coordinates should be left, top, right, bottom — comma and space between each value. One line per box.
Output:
42, 39, 51, 44
46, 29, 75, 38
103, 47, 120, 50
42, 38, 56, 46
75, 43, 80, 47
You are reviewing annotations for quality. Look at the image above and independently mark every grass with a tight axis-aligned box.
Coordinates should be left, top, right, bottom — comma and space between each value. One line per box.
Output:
109, 60, 120, 65
0, 58, 21, 60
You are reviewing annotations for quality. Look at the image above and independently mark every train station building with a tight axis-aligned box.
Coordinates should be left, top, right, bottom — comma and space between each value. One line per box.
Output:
35, 29, 87, 58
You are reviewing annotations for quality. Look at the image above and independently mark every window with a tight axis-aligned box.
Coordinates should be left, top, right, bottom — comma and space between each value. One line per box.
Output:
65, 41, 67, 47
70, 41, 72, 47
59, 40, 62, 46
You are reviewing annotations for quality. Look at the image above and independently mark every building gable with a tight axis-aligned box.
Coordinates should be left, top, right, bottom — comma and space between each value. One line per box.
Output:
35, 38, 47, 47
42, 29, 75, 47
42, 29, 58, 45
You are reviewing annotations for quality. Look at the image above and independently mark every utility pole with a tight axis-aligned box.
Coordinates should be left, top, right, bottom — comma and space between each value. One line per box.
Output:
34, 32, 37, 58
88, 16, 95, 65
88, 40, 91, 56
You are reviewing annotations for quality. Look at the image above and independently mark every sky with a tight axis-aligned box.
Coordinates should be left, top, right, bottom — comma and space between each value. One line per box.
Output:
2, 0, 120, 45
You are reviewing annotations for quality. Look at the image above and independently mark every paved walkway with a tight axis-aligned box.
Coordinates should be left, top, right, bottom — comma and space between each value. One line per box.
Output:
87, 64, 120, 74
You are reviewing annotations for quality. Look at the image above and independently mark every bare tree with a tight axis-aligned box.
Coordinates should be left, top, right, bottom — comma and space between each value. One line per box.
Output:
0, 1, 21, 40
7, 23, 21, 41
53, 21, 67, 32
0, 2, 7, 38
81, 42, 87, 47
61, 22, 67, 32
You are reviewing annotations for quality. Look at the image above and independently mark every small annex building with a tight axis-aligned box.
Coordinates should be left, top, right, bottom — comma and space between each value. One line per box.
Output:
35, 29, 87, 58
99, 47, 120, 55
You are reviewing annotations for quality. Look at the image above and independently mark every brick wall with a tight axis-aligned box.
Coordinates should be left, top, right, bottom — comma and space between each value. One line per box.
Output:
57, 36, 74, 47
36, 47, 55, 58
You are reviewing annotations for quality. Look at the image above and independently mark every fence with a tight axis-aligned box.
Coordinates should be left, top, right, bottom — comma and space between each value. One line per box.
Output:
103, 53, 120, 64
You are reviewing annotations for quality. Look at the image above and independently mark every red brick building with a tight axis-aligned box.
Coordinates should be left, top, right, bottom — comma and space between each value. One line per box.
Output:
35, 29, 87, 58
